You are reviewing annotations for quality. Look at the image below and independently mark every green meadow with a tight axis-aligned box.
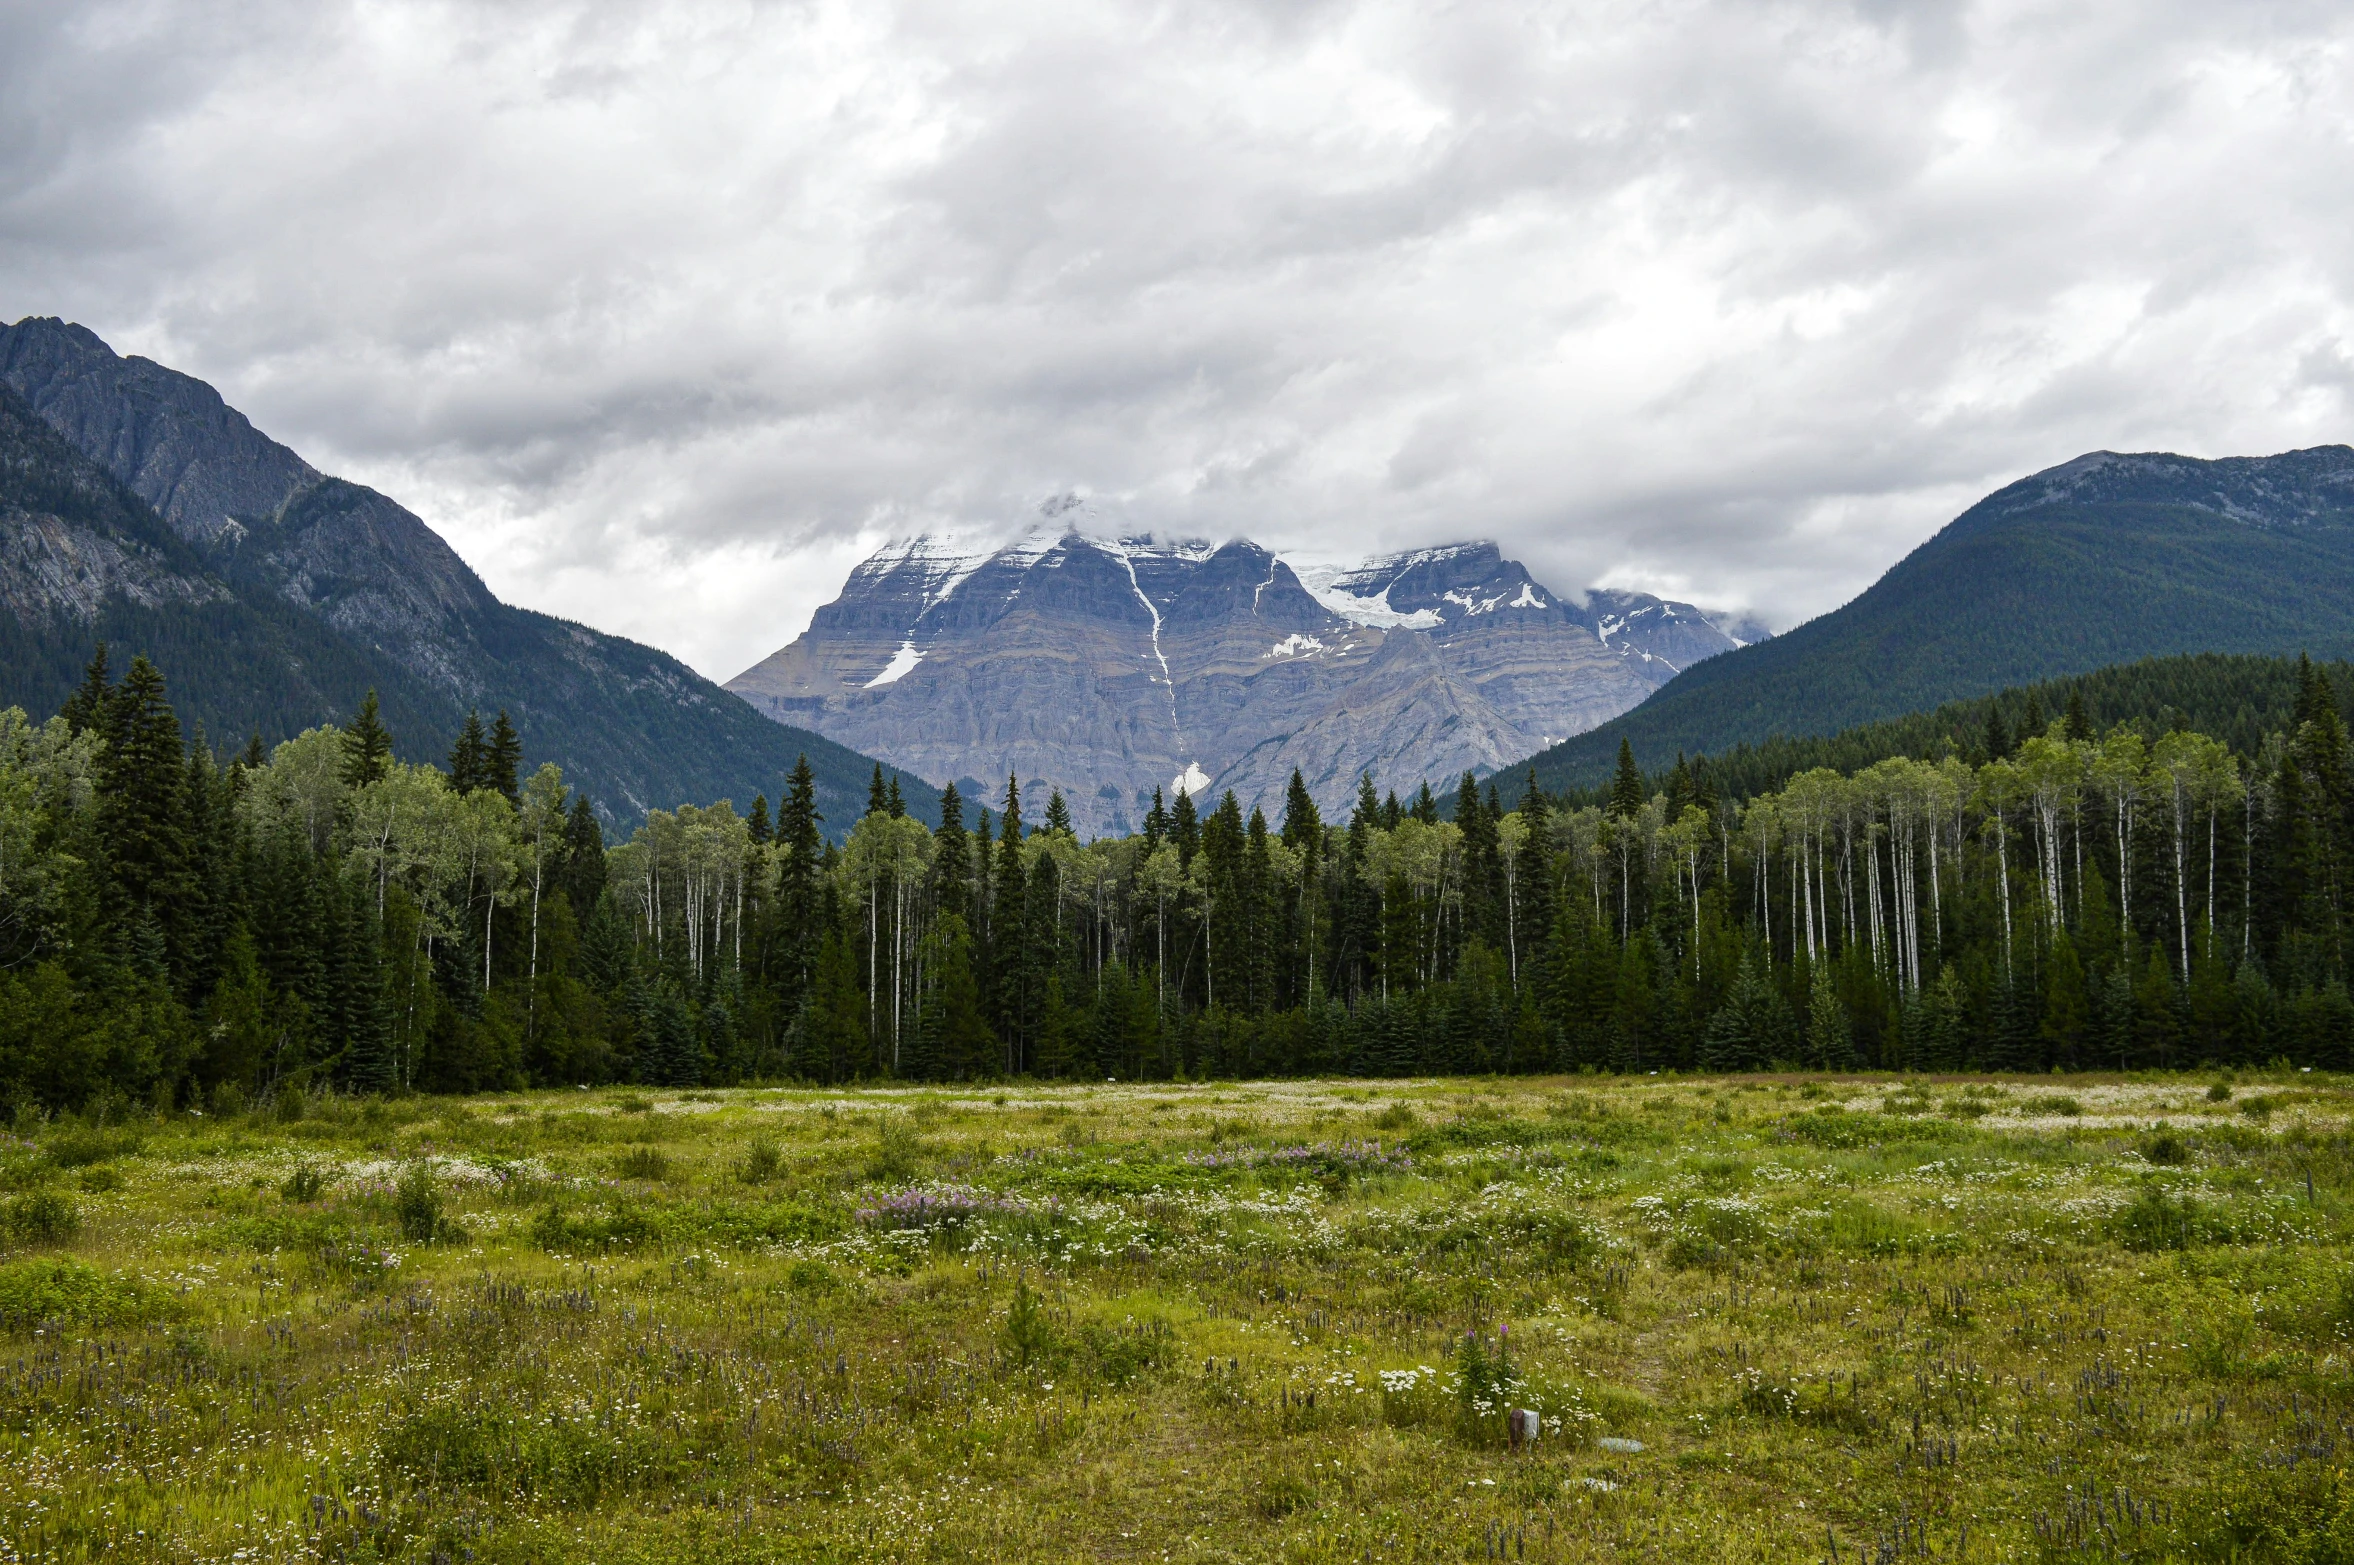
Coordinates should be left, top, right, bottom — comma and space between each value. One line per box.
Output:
1, 1071, 2349, 1563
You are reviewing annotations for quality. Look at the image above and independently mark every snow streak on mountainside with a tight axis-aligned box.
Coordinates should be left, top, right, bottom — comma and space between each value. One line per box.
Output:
726, 513, 1755, 834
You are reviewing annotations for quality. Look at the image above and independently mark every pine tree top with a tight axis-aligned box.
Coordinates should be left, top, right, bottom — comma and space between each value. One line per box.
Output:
449, 710, 488, 793
486, 710, 523, 803
1607, 738, 1645, 819
343, 689, 393, 789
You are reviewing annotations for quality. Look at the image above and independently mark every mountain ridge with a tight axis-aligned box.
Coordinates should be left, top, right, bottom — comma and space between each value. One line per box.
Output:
1520, 442, 2354, 792
728, 517, 1751, 832
0, 316, 924, 832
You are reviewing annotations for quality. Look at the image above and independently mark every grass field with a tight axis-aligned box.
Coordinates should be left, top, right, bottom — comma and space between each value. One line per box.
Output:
1, 1071, 2349, 1564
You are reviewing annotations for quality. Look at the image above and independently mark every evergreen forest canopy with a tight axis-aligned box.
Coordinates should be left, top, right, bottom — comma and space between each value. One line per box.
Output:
11, 643, 2354, 1114
1522, 446, 2354, 791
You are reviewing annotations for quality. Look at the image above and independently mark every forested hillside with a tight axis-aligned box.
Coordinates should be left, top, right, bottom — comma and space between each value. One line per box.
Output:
0, 319, 925, 833
1541, 651, 2343, 807
0, 384, 453, 752
1525, 446, 2354, 789
6, 640, 2354, 1112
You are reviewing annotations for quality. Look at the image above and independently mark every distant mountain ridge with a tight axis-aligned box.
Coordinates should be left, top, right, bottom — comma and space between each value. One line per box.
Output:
0, 316, 919, 831
728, 514, 1752, 833
1522, 443, 2354, 792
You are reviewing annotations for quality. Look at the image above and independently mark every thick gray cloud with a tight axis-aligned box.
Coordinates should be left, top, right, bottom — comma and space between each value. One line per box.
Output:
3, 0, 2350, 677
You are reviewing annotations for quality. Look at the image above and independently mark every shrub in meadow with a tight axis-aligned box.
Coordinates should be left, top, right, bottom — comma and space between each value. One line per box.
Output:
4, 1188, 78, 1243
393, 1164, 465, 1244
0, 1257, 148, 1328
738, 1134, 783, 1184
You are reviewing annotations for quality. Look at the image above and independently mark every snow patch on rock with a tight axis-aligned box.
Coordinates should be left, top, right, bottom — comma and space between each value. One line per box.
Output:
865, 639, 924, 687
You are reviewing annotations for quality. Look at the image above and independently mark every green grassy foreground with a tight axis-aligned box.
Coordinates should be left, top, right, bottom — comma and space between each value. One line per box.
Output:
1, 1073, 2349, 1563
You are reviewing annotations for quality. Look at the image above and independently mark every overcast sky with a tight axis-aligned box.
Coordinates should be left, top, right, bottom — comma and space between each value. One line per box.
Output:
5, 1, 2351, 679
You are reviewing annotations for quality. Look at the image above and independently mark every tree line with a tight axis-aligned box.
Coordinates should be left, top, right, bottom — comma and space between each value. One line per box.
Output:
5, 645, 2353, 1111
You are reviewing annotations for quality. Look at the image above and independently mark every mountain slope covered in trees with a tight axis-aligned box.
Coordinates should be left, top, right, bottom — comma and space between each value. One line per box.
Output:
1545, 652, 2347, 809
1522, 446, 2354, 791
0, 316, 921, 831
0, 381, 465, 756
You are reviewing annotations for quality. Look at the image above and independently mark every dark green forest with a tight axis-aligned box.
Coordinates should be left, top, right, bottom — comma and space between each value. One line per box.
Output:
1529, 474, 2354, 789
1562, 651, 2345, 805
8, 642, 2354, 1113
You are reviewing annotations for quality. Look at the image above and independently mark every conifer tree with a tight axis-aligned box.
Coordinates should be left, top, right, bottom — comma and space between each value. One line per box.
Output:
933, 782, 969, 926
1454, 771, 1501, 949
1045, 788, 1073, 836
343, 690, 394, 788
1983, 707, 2012, 763
867, 764, 890, 818
2065, 689, 2092, 743
1665, 754, 1697, 822
99, 655, 194, 977
776, 756, 825, 1009
747, 794, 773, 844
486, 711, 523, 803
1514, 769, 1556, 986
179, 729, 233, 999
61, 643, 113, 734
1608, 739, 1645, 820
993, 777, 1028, 1065
887, 774, 906, 818
560, 795, 608, 923
1281, 769, 1321, 854
918, 912, 991, 1079
645, 988, 702, 1086
448, 711, 488, 792
1806, 962, 1854, 1069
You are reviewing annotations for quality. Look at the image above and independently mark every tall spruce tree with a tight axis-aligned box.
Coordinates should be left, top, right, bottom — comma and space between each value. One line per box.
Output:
485, 711, 523, 803
2065, 689, 2093, 743
1608, 739, 1645, 820
560, 795, 608, 923
343, 690, 394, 788
775, 756, 825, 1012
448, 711, 488, 793
933, 782, 970, 926
1280, 769, 1321, 854
992, 777, 1028, 1067
60, 643, 113, 734
98, 656, 195, 980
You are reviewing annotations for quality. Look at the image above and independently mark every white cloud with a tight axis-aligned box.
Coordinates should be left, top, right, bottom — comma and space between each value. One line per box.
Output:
3, 0, 2350, 677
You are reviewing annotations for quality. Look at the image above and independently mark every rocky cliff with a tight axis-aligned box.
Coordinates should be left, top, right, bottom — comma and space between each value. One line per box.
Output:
728, 515, 1751, 832
0, 317, 916, 830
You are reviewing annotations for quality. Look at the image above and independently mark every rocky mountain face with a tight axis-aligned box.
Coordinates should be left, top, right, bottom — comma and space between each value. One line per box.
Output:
0, 378, 450, 752
727, 519, 1749, 833
0, 317, 915, 830
1524, 444, 2354, 792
